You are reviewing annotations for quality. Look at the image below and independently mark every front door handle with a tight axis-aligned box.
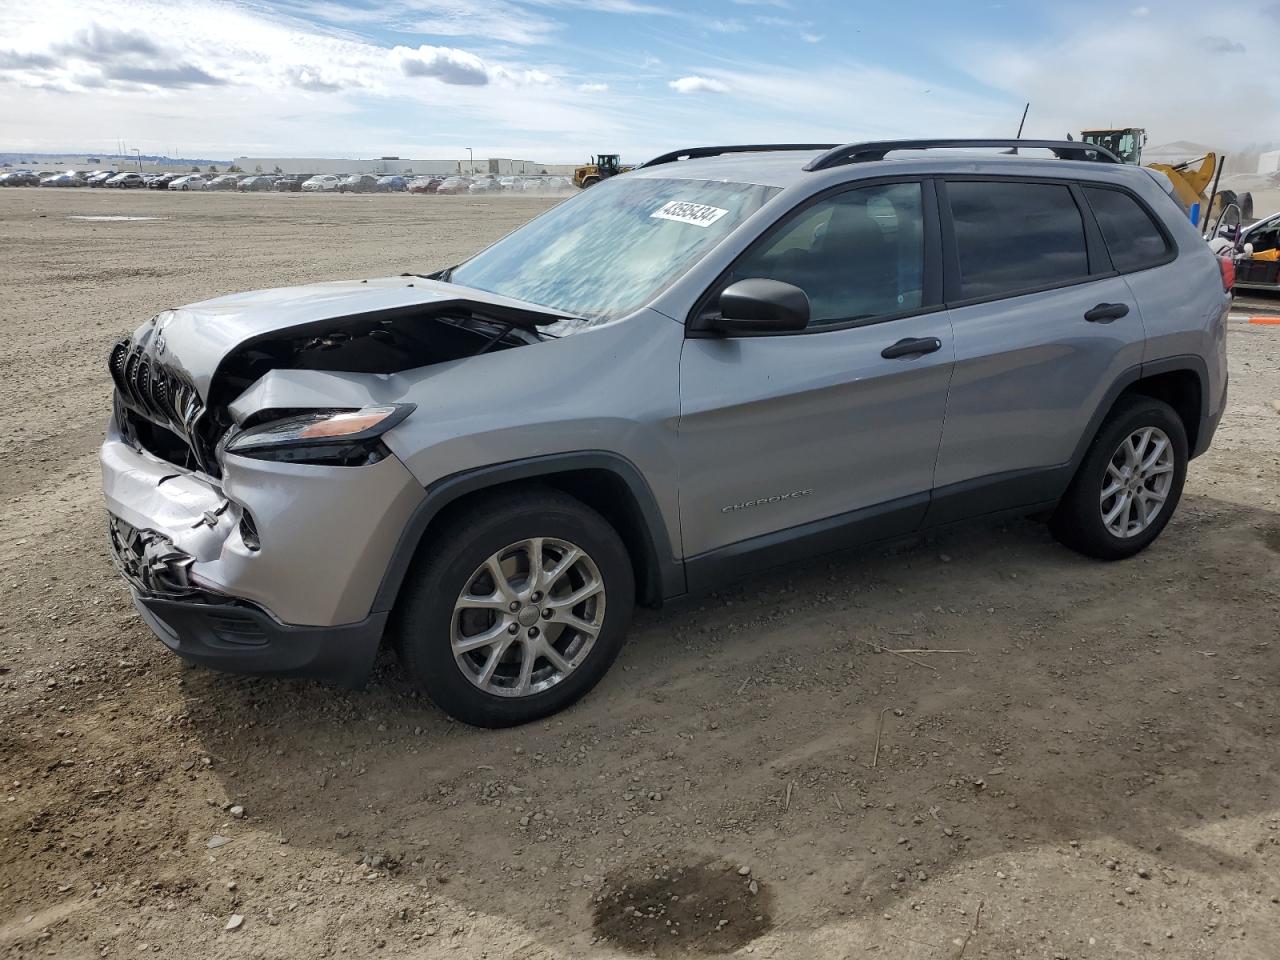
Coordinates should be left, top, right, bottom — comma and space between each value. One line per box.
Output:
1084, 302, 1130, 323
881, 336, 942, 360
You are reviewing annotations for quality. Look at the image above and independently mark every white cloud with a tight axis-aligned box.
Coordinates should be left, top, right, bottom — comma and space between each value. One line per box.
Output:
395, 44, 491, 85
1201, 35, 1245, 54
393, 0, 559, 46
669, 75, 730, 95
578, 81, 608, 92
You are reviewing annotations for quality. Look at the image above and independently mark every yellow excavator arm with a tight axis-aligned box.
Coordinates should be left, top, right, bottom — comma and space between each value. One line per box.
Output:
1147, 153, 1218, 213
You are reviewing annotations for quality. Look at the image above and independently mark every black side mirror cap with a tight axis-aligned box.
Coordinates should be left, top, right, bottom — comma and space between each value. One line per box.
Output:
711, 278, 810, 334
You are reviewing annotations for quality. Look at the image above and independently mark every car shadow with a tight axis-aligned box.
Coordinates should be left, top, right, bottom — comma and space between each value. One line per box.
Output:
180, 491, 1280, 953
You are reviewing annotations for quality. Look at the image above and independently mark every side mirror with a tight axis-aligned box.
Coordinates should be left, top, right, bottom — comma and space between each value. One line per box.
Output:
710, 279, 810, 334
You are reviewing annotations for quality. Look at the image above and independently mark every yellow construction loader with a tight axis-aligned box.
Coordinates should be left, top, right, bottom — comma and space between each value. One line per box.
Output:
1079, 127, 1252, 224
573, 154, 631, 189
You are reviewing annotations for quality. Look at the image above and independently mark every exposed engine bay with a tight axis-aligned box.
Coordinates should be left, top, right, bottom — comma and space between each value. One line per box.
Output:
111, 297, 548, 476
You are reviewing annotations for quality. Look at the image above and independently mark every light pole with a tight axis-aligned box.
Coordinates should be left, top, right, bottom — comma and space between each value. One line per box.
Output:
131, 148, 142, 172
467, 147, 474, 172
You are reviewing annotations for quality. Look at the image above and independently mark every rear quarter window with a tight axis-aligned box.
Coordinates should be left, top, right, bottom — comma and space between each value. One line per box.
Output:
1083, 187, 1172, 272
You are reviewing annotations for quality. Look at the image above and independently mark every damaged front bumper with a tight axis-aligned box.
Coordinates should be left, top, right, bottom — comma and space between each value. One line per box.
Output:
101, 415, 426, 685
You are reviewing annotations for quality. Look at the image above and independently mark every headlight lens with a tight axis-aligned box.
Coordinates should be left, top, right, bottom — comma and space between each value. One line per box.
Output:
224, 403, 414, 464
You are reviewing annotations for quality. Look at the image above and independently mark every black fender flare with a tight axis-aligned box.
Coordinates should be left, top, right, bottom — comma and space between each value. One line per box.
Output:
370, 451, 685, 615
1067, 354, 1211, 473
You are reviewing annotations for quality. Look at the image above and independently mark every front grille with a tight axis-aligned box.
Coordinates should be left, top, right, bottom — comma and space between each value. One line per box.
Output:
110, 337, 208, 470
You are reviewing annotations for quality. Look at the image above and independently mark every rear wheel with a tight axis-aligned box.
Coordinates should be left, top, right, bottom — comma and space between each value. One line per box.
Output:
1049, 395, 1188, 560
579, 176, 601, 189
394, 488, 634, 727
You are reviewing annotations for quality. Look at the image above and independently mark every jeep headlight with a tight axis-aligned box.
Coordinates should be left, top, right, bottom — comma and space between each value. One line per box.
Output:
223, 404, 414, 465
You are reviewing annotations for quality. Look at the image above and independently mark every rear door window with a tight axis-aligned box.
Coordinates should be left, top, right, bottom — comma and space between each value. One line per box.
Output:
1084, 187, 1171, 271
946, 181, 1089, 300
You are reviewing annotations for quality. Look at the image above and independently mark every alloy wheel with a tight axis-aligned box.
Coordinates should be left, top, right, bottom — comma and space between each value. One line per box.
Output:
450, 538, 605, 698
1100, 426, 1175, 538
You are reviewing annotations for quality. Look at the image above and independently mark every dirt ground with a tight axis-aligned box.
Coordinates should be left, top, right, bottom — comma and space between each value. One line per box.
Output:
2, 189, 1279, 960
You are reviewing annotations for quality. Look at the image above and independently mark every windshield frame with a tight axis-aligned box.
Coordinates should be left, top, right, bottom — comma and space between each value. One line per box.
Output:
443, 175, 784, 331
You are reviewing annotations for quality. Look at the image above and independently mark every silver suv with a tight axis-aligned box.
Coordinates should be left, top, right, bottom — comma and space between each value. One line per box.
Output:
102, 139, 1230, 726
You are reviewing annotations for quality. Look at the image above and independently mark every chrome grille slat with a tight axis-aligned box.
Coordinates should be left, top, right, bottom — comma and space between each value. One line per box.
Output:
110, 336, 206, 469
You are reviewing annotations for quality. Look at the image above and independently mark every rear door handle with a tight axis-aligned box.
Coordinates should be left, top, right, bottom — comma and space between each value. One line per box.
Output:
1084, 302, 1130, 323
881, 336, 942, 359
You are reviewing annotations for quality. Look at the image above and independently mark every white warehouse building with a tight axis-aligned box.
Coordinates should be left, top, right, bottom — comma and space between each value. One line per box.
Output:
231, 156, 577, 177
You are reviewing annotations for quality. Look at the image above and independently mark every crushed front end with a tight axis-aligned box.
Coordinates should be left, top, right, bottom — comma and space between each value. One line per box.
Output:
102, 403, 424, 684
100, 278, 562, 684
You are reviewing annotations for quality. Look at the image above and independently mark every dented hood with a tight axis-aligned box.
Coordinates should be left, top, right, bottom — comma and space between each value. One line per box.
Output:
135, 276, 572, 401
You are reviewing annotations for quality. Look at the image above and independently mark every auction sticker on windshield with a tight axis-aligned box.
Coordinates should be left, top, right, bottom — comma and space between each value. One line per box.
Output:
651, 200, 730, 227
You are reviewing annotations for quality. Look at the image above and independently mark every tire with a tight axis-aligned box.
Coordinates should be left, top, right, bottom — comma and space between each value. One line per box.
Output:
1049, 394, 1188, 560
579, 176, 601, 189
393, 487, 635, 727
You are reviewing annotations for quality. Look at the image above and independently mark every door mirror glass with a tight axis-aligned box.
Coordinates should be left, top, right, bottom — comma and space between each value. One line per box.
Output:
713, 278, 810, 333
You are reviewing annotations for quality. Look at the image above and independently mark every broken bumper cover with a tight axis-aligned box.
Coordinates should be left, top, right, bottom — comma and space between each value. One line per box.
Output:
106, 513, 385, 683
101, 415, 425, 684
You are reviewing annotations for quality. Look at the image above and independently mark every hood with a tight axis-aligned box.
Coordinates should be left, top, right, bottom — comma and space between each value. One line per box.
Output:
108, 276, 572, 476
131, 276, 572, 402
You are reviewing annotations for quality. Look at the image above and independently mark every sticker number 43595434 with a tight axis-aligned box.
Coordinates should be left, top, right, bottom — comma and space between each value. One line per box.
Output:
650, 200, 730, 227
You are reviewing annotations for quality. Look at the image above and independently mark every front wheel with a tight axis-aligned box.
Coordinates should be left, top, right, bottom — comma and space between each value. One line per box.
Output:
394, 488, 635, 727
1049, 395, 1188, 560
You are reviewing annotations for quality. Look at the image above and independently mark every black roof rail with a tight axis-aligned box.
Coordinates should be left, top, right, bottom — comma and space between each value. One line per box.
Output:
804, 139, 1121, 171
639, 143, 837, 169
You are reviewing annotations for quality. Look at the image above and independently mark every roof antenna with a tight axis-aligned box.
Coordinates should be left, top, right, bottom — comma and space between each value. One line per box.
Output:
1004, 102, 1031, 155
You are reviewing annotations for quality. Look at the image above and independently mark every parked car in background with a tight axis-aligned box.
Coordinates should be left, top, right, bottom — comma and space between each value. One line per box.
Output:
168, 175, 207, 191
147, 173, 182, 190
87, 171, 116, 187
40, 172, 84, 187
1, 170, 41, 186
106, 172, 146, 188
301, 174, 342, 192
375, 175, 408, 192
238, 175, 277, 192
408, 176, 444, 194
1224, 210, 1280, 294
468, 177, 501, 194
273, 176, 307, 192
204, 174, 241, 191
434, 176, 471, 195
338, 174, 378, 194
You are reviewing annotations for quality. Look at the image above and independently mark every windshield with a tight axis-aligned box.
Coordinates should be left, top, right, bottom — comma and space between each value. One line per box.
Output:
448, 176, 779, 327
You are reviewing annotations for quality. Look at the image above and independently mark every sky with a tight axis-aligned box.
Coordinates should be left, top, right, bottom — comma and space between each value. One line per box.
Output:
0, 0, 1277, 162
